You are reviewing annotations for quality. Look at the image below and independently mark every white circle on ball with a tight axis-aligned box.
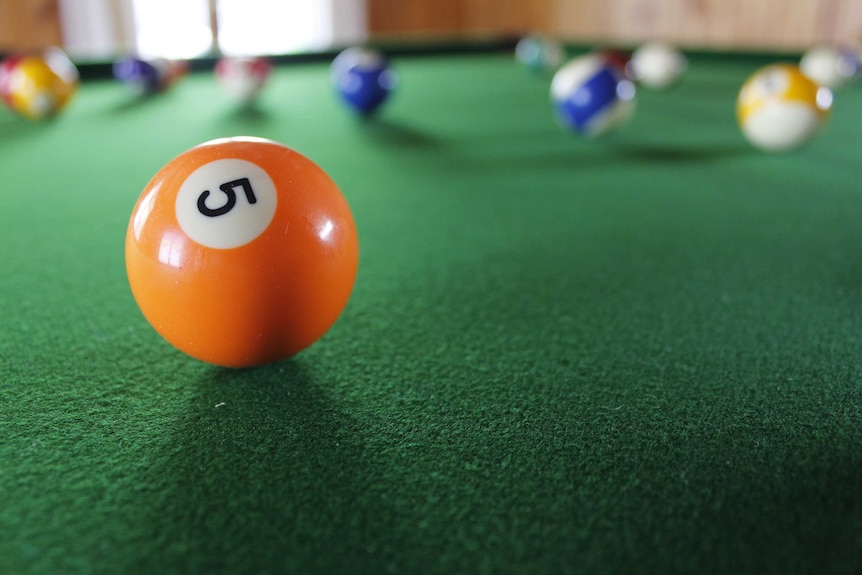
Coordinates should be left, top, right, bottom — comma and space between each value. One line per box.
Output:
176, 158, 277, 249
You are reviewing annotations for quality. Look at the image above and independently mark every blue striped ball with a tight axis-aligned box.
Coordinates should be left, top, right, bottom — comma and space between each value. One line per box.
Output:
550, 55, 636, 136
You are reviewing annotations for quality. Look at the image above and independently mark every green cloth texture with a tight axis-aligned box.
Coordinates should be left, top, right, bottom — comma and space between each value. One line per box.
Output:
1, 52, 860, 574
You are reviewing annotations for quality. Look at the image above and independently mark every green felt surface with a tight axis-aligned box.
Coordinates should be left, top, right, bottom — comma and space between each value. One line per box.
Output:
1, 51, 862, 574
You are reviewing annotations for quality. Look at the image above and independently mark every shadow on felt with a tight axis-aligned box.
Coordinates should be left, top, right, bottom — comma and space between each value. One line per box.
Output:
128, 360, 405, 573
611, 141, 753, 163
107, 92, 176, 115
354, 116, 440, 149
424, 140, 753, 175
218, 100, 272, 125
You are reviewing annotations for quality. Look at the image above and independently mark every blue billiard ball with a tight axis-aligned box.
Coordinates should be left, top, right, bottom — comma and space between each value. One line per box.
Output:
113, 57, 165, 95
550, 54, 636, 137
331, 48, 396, 115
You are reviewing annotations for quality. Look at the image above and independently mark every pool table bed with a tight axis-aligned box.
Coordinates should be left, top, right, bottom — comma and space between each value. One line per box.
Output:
1, 45, 861, 574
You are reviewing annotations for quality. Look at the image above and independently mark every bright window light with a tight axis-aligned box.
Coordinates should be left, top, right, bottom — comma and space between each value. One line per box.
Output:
132, 0, 212, 59
217, 0, 332, 56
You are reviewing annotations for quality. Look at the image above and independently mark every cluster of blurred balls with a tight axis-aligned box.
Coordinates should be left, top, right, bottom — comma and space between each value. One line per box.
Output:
111, 48, 395, 116
3, 40, 859, 153
518, 35, 860, 152
112, 56, 189, 96
0, 46, 396, 121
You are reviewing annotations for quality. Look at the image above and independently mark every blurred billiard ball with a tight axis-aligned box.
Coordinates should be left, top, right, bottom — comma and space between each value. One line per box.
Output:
1, 47, 78, 120
125, 137, 359, 367
516, 35, 565, 74
113, 57, 164, 95
628, 42, 687, 90
331, 47, 396, 115
593, 48, 631, 77
737, 63, 832, 152
800, 46, 861, 88
114, 57, 185, 95
215, 56, 272, 103
550, 53, 636, 137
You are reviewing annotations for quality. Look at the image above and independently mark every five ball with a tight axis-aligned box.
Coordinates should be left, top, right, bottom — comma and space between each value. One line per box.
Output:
125, 137, 359, 367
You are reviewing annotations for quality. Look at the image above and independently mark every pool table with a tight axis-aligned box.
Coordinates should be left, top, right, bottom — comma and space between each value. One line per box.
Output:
1, 44, 861, 574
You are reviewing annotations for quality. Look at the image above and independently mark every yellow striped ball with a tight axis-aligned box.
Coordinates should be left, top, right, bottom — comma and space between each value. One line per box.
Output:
737, 64, 831, 152
6, 48, 78, 120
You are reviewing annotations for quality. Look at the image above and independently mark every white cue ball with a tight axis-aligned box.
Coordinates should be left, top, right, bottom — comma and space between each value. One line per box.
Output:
800, 46, 858, 88
628, 42, 687, 90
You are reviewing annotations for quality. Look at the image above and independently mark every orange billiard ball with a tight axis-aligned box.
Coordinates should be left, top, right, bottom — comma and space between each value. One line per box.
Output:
125, 137, 359, 367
